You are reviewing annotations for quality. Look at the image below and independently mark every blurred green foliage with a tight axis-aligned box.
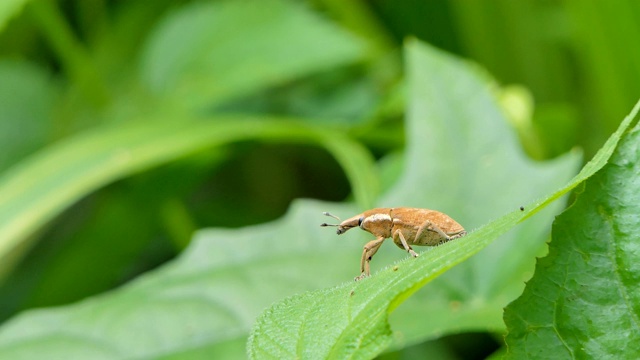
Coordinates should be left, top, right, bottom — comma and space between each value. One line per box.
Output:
0, 0, 638, 359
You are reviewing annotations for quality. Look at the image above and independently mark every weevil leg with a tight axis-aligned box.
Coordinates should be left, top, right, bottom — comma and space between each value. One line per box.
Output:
356, 236, 386, 281
415, 219, 451, 242
395, 230, 419, 257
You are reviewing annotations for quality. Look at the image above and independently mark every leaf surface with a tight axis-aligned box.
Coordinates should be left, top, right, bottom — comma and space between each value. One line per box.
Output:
503, 120, 640, 358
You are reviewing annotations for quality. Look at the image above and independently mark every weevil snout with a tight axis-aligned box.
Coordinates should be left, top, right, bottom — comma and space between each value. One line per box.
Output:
320, 212, 362, 234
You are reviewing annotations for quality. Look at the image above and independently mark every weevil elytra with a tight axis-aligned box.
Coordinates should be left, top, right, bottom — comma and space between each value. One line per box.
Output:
321, 207, 467, 281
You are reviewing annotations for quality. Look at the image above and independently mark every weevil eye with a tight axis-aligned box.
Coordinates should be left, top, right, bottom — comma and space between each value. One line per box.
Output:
358, 216, 364, 228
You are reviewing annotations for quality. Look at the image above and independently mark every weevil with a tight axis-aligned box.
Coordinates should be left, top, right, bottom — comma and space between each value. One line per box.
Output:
321, 207, 467, 281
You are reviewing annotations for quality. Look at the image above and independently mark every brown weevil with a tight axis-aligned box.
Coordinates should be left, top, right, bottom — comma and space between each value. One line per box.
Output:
321, 207, 467, 281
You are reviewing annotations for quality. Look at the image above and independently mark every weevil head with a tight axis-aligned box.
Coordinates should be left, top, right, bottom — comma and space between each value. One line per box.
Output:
320, 212, 363, 235
321, 209, 394, 237
358, 209, 393, 238
336, 214, 364, 235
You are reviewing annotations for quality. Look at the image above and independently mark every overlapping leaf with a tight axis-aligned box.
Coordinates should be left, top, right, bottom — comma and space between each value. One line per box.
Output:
504, 121, 640, 358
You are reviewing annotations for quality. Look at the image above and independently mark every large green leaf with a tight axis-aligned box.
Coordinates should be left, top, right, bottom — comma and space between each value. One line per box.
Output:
503, 120, 640, 358
0, 200, 357, 359
367, 40, 581, 348
381, 41, 576, 347
140, 0, 368, 109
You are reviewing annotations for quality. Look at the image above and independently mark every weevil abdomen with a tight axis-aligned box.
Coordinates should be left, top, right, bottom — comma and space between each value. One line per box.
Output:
391, 208, 464, 244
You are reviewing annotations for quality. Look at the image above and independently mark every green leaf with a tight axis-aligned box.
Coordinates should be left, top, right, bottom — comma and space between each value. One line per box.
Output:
503, 121, 640, 357
0, 200, 356, 359
365, 40, 580, 348
139, 0, 367, 109
0, 116, 377, 280
246, 44, 638, 358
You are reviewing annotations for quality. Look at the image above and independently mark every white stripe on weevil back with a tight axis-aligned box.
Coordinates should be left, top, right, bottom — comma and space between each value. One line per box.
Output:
365, 213, 391, 223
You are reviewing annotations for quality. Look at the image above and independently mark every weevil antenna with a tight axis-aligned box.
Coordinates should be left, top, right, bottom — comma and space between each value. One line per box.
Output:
320, 212, 341, 227
323, 212, 341, 221
320, 223, 339, 227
